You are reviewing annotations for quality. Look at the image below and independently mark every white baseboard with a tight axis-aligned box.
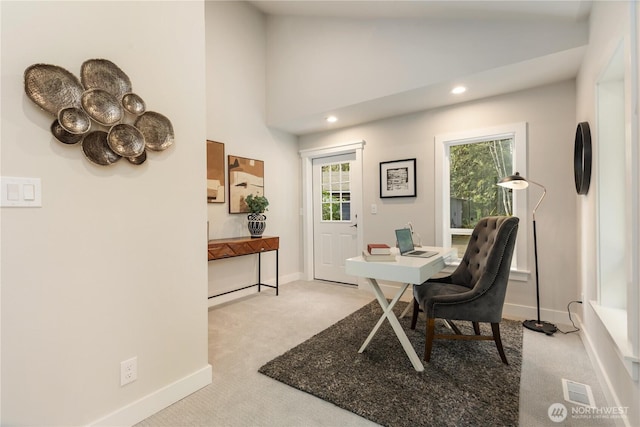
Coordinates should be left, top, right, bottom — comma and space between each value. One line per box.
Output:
366, 281, 580, 328
207, 272, 302, 308
502, 302, 579, 327
578, 322, 628, 427
88, 364, 212, 427
359, 280, 413, 301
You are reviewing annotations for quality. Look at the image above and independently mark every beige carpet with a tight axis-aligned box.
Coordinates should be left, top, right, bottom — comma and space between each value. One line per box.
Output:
137, 280, 615, 427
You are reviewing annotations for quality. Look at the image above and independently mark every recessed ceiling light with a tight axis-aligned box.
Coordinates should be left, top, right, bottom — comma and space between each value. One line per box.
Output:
326, 116, 338, 123
451, 86, 467, 94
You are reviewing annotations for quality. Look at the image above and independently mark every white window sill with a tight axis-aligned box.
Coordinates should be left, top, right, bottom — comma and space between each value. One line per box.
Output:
590, 301, 640, 380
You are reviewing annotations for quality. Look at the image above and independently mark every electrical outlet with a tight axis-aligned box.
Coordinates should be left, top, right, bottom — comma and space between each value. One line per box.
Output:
120, 357, 137, 386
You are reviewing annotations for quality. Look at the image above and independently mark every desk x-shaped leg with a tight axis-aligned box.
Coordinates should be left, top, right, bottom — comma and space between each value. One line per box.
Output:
359, 278, 424, 372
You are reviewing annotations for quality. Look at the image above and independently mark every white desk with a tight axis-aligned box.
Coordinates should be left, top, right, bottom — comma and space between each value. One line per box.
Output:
345, 247, 454, 372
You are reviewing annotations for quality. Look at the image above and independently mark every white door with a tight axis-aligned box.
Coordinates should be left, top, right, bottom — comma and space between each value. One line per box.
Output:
312, 153, 359, 284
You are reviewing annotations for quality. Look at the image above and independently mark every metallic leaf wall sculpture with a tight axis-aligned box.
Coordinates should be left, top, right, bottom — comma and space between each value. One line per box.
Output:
24, 59, 174, 166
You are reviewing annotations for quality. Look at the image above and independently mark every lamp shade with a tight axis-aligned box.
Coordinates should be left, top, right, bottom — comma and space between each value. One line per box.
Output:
497, 172, 529, 190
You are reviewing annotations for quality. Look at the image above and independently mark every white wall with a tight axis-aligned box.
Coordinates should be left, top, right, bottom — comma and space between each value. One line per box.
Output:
576, 1, 640, 425
1, 1, 210, 425
205, 1, 301, 301
299, 80, 579, 323
266, 14, 587, 130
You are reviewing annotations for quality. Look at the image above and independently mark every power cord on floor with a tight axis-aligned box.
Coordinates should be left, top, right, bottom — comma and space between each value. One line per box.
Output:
557, 300, 582, 334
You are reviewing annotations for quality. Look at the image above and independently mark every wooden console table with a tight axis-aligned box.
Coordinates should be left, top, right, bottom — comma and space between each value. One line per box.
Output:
207, 236, 279, 298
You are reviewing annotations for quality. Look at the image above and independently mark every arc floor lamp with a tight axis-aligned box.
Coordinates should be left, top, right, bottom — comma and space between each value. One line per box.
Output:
498, 172, 558, 335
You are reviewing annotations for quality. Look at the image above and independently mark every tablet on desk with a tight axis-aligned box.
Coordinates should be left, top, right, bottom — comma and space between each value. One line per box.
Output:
394, 228, 438, 258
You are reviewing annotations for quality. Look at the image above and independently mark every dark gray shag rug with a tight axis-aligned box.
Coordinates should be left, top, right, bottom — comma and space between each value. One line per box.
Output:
259, 301, 522, 427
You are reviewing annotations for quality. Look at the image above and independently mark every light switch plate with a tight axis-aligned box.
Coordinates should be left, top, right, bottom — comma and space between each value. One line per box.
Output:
23, 183, 35, 201
7, 183, 19, 201
1, 177, 42, 207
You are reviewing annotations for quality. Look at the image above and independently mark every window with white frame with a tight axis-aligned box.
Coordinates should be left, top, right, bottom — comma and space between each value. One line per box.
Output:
435, 122, 529, 276
593, 37, 639, 379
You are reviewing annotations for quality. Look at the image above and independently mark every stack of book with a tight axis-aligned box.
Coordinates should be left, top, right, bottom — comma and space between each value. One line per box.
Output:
363, 243, 395, 262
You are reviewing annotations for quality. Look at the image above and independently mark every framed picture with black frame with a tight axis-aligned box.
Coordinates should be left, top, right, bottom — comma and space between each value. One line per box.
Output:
380, 158, 416, 198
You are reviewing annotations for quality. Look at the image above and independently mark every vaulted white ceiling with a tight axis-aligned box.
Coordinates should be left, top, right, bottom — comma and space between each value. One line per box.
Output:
249, 1, 592, 135
252, 1, 591, 21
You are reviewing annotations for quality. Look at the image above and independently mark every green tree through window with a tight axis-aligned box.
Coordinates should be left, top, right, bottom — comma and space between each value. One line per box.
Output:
448, 139, 513, 255
449, 138, 513, 228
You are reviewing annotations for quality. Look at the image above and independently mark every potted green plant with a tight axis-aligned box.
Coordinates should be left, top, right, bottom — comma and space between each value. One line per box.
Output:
245, 194, 269, 214
244, 194, 269, 238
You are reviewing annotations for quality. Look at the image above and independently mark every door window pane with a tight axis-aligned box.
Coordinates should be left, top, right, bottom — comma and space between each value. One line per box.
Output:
321, 161, 351, 221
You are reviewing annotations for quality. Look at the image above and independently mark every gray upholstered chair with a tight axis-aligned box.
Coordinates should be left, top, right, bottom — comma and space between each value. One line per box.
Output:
410, 216, 519, 364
